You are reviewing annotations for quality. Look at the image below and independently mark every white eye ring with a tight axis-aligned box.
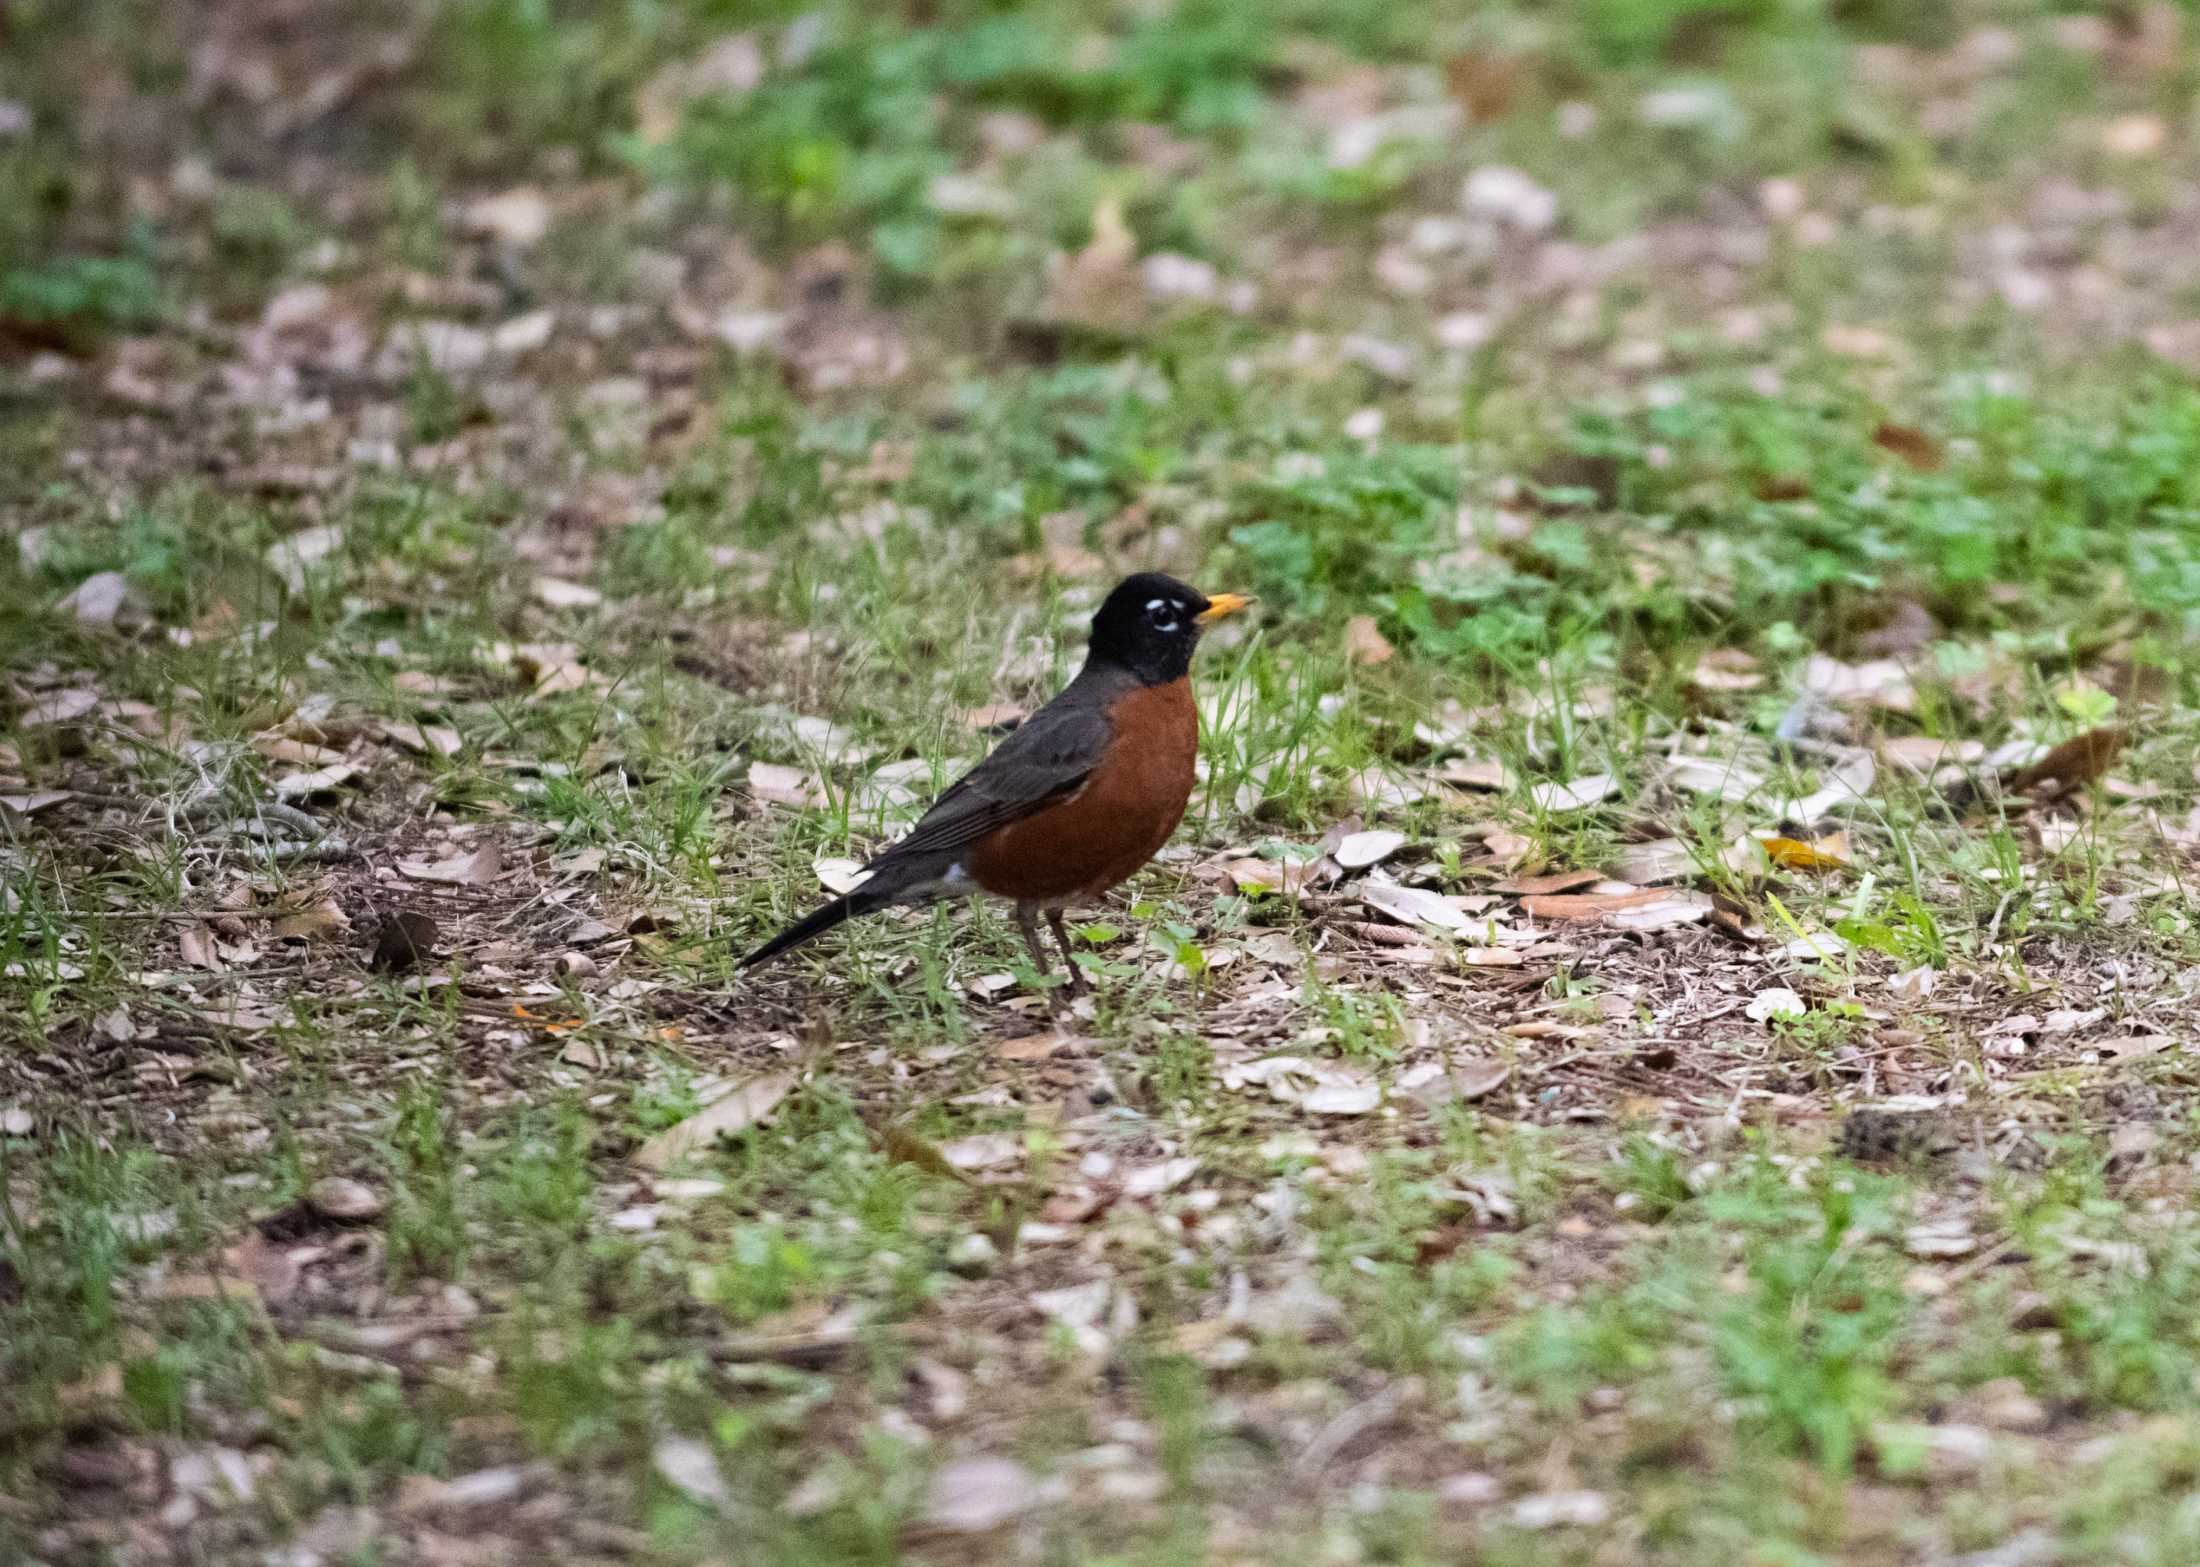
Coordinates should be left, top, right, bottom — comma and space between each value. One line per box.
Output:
1153, 619, 1178, 633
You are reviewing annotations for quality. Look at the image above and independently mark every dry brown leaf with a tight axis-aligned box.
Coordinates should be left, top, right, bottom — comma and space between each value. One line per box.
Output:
394, 670, 465, 697
1437, 758, 1513, 791
1528, 774, 1618, 812
1878, 735, 1984, 773
635, 34, 764, 145
254, 736, 345, 768
1521, 887, 1668, 920
1238, 929, 1303, 967
635, 1072, 796, 1171
55, 1363, 124, 1415
560, 1036, 611, 1071
1228, 1055, 1381, 1113
1608, 838, 1693, 885
1360, 881, 1475, 932
995, 1031, 1073, 1062
19, 688, 98, 729
178, 925, 223, 972
0, 789, 72, 815
1804, 654, 1916, 711
1483, 828, 1536, 865
1746, 987, 1807, 1022
1668, 754, 1767, 800
59, 570, 130, 627
1690, 649, 1764, 691
2100, 1035, 2177, 1062
1221, 856, 1324, 895
1822, 324, 1901, 361
378, 721, 462, 757
466, 185, 553, 247
531, 658, 597, 695
1904, 1220, 1976, 1259
371, 910, 438, 973
1347, 921, 1438, 958
747, 761, 827, 809
1606, 894, 1713, 931
396, 1465, 531, 1520
813, 857, 872, 896
1442, 49, 1520, 122
498, 641, 607, 695
1855, 597, 1942, 657
269, 899, 349, 942
265, 524, 343, 593
1870, 422, 1945, 471
1889, 965, 1937, 1002
306, 1176, 384, 1221
1333, 829, 1405, 869
1494, 868, 1601, 896
1413, 1057, 1511, 1105
399, 843, 502, 886
144, 1271, 264, 1304
2004, 726, 2126, 796
652, 1436, 730, 1507
1044, 198, 1142, 333
534, 576, 606, 611
274, 761, 361, 801
197, 996, 283, 1032
960, 703, 1027, 731
1786, 746, 1873, 827
922, 1456, 1042, 1535
1343, 614, 1394, 665
1303, 1081, 1382, 1115
2101, 112, 2166, 157
939, 1132, 1023, 1172
1461, 946, 1525, 965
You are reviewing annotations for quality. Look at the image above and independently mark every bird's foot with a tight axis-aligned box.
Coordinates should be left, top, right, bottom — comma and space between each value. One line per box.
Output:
1041, 977, 1088, 1011
1039, 980, 1096, 1022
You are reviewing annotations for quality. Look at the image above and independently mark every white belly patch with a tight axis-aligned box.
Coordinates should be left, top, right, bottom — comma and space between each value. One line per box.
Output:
895, 861, 982, 904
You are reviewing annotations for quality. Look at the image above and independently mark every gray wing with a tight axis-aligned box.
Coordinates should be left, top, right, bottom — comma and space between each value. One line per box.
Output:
864, 697, 1114, 873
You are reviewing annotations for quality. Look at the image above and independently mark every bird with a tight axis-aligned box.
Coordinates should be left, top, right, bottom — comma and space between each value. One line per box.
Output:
741, 572, 1253, 996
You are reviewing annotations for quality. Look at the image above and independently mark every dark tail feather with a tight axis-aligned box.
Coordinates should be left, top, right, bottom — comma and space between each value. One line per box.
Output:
740, 889, 888, 971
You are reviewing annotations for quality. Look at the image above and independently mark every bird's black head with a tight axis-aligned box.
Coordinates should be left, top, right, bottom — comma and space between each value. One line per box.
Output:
1085, 572, 1252, 685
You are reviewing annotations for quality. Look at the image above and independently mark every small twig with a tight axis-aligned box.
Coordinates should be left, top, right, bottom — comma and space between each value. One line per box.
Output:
81, 906, 344, 924
705, 1326, 880, 1368
1943, 1234, 2021, 1286
1982, 891, 2016, 947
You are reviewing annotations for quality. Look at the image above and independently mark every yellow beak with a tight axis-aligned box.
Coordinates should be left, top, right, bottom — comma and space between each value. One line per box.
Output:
1195, 592, 1254, 625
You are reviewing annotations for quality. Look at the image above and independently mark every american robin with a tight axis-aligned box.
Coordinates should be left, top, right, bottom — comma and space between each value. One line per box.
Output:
741, 572, 1252, 994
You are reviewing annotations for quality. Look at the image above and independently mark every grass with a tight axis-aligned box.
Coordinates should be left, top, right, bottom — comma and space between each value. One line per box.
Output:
7, 0, 2200, 1562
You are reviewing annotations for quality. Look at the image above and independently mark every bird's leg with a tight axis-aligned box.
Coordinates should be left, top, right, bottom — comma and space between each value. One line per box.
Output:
1046, 909, 1088, 996
1014, 902, 1058, 989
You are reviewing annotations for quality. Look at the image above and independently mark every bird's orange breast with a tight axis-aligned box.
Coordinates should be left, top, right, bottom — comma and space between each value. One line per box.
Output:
964, 678, 1198, 904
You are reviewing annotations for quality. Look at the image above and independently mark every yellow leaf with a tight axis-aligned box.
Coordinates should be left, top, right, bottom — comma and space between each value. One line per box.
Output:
1761, 833, 1849, 872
